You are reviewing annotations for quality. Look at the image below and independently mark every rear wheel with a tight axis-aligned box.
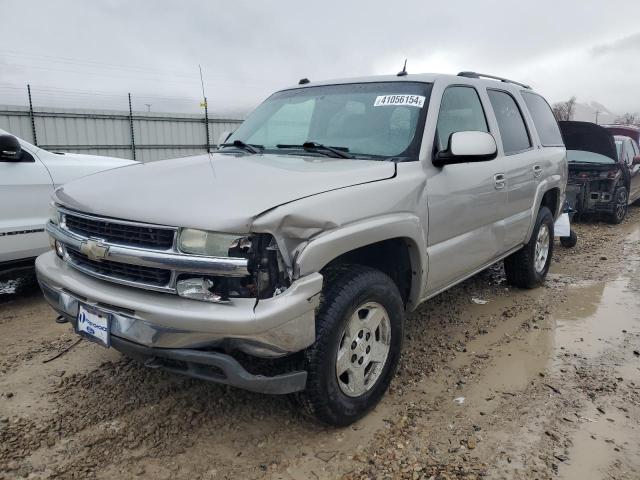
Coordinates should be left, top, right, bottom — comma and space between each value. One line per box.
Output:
607, 186, 628, 224
504, 206, 554, 289
295, 265, 404, 426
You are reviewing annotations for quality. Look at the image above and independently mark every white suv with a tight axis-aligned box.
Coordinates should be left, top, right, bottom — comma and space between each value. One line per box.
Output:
0, 130, 134, 275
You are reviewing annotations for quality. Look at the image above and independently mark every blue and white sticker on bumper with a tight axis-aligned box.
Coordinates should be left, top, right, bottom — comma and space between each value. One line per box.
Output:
77, 304, 111, 348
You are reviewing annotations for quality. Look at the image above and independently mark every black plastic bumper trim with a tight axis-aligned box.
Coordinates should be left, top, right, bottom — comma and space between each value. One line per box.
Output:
110, 335, 307, 395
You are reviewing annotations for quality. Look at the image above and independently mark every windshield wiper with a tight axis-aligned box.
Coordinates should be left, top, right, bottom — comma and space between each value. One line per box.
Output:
277, 141, 353, 159
219, 140, 262, 154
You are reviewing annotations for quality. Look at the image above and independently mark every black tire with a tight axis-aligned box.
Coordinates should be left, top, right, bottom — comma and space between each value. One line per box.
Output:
295, 265, 405, 426
606, 186, 628, 224
504, 206, 554, 289
559, 230, 577, 248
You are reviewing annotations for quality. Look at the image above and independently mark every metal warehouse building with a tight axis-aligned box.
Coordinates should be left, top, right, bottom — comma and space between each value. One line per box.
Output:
0, 105, 243, 162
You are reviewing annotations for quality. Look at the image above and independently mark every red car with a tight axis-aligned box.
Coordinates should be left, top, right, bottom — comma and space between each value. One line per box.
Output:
602, 124, 640, 145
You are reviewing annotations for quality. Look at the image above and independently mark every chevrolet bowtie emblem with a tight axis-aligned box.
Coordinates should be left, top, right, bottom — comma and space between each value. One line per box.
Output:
80, 239, 109, 261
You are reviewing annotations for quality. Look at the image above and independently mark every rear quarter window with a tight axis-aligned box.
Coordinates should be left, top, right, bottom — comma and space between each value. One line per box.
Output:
521, 92, 564, 147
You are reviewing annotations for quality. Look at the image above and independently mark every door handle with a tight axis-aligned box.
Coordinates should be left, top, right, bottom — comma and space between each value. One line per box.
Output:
533, 165, 543, 178
494, 173, 506, 190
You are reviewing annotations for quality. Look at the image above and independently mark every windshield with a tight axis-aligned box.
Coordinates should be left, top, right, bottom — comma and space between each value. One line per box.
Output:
226, 82, 432, 160
567, 149, 616, 164
615, 141, 622, 160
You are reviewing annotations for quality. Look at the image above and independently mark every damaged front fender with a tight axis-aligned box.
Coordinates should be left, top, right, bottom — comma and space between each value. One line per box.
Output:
251, 162, 429, 304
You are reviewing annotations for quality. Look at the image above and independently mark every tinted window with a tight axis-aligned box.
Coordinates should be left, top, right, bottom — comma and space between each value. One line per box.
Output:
521, 91, 564, 146
487, 90, 531, 154
436, 86, 488, 150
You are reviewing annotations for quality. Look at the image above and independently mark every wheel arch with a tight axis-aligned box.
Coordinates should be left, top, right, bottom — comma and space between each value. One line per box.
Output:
294, 214, 427, 310
525, 181, 562, 243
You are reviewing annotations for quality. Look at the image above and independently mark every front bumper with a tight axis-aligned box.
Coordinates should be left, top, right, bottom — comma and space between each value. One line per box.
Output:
36, 251, 322, 357
110, 336, 307, 394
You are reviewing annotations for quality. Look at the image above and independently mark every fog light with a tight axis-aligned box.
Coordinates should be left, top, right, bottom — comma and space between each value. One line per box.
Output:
176, 277, 228, 303
55, 240, 64, 259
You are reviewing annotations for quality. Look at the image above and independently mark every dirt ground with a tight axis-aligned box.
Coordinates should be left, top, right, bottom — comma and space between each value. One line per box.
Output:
1, 209, 639, 480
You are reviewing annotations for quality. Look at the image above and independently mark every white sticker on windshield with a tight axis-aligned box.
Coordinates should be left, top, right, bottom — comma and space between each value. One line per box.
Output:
374, 95, 425, 108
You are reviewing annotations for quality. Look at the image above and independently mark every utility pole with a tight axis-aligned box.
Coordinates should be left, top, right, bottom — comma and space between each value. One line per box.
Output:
27, 84, 38, 146
199, 64, 211, 153
595, 110, 600, 125
144, 103, 151, 112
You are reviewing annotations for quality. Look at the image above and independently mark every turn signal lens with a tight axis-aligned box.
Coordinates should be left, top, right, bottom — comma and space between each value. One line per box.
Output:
54, 240, 64, 259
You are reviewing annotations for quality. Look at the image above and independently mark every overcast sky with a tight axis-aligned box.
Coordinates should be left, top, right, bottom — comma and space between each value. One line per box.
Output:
2, 0, 640, 117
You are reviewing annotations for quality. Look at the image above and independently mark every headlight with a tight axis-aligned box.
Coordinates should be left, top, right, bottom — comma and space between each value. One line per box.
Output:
49, 204, 60, 225
178, 229, 248, 257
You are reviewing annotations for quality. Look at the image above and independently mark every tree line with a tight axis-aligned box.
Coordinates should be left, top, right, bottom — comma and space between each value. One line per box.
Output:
552, 96, 638, 125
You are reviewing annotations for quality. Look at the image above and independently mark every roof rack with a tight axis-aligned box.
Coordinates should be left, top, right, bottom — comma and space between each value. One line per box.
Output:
457, 71, 531, 90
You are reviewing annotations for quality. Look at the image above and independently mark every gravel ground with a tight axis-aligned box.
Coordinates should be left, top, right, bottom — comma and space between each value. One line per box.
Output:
1, 209, 639, 480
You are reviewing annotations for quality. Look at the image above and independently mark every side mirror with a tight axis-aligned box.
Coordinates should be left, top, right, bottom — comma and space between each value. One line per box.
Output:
0, 134, 22, 161
633, 155, 640, 165
433, 131, 497, 167
217, 131, 232, 147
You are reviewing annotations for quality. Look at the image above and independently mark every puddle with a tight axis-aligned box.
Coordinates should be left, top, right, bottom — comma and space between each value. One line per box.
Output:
480, 325, 553, 392
553, 278, 640, 359
559, 405, 640, 480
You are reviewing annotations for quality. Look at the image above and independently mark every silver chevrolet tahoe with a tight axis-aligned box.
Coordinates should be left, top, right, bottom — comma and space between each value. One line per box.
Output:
36, 72, 567, 426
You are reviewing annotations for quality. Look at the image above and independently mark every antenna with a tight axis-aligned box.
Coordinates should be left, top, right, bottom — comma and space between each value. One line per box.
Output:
397, 59, 408, 77
199, 64, 211, 153
199, 64, 207, 100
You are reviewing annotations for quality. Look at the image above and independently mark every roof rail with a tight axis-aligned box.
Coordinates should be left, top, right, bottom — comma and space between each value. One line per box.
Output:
457, 71, 531, 90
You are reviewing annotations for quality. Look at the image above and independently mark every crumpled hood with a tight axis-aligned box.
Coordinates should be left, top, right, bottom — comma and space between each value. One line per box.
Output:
54, 152, 396, 232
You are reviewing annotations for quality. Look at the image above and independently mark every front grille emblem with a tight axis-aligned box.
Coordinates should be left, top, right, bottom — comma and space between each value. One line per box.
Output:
80, 239, 109, 262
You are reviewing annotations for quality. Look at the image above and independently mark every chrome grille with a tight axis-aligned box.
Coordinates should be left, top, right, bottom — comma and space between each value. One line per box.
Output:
64, 213, 175, 249
50, 207, 249, 294
67, 248, 172, 288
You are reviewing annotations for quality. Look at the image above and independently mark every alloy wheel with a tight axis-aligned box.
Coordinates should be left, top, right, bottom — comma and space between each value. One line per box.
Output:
335, 302, 391, 397
534, 223, 550, 273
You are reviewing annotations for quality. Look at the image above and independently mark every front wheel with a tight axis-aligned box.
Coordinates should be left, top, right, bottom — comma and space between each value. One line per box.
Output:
295, 265, 405, 426
607, 186, 628, 224
504, 206, 554, 289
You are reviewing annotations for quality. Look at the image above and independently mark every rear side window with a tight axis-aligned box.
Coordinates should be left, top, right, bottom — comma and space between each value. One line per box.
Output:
487, 90, 531, 154
521, 91, 564, 146
436, 86, 488, 150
